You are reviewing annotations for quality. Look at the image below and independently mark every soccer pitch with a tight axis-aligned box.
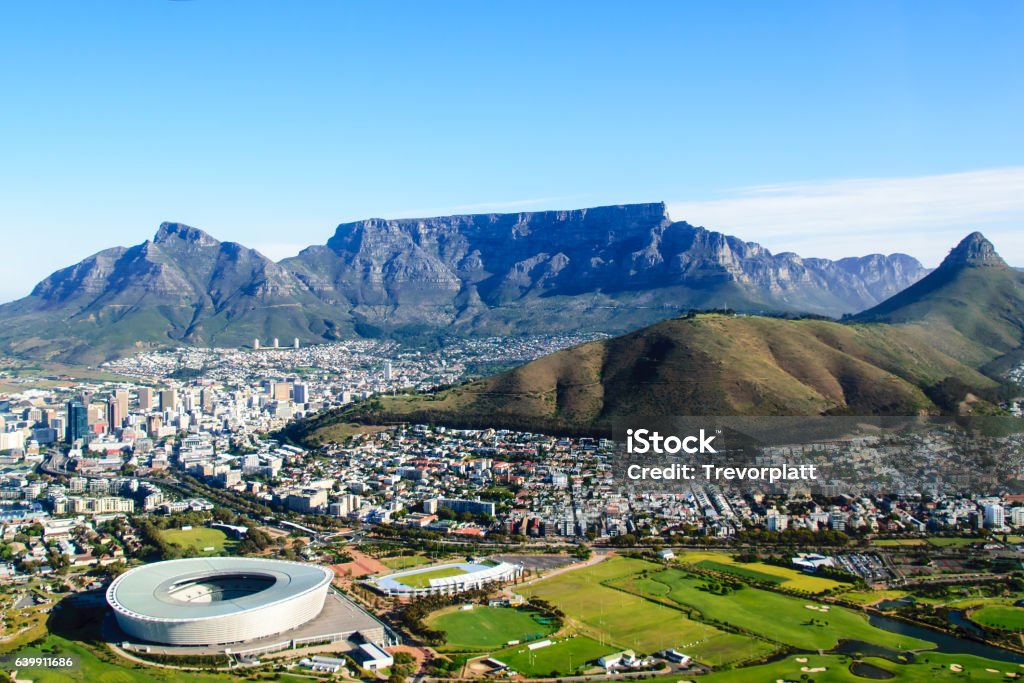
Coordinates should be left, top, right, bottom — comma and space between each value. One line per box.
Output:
428, 606, 556, 650
396, 566, 469, 588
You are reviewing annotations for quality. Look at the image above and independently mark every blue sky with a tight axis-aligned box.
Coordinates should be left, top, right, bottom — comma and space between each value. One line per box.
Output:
1, 1, 1022, 302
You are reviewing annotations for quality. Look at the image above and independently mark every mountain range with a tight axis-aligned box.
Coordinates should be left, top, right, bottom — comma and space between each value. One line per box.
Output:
0, 203, 931, 363
290, 232, 1024, 440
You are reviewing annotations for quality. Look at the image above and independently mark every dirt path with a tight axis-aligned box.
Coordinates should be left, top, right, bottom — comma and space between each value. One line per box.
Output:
331, 549, 391, 578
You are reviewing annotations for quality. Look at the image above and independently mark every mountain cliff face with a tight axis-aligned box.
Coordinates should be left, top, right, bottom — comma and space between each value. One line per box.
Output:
282, 202, 927, 334
0, 204, 929, 362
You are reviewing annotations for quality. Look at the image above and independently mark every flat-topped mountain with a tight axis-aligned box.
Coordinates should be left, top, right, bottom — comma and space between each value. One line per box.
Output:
283, 202, 926, 334
0, 204, 929, 362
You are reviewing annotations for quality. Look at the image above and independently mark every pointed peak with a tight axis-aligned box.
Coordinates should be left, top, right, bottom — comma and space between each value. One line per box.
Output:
937, 232, 1007, 270
153, 222, 220, 247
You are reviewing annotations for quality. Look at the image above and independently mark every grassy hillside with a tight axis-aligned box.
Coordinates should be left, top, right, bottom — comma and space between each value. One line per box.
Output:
854, 261, 1024, 367
293, 312, 1003, 440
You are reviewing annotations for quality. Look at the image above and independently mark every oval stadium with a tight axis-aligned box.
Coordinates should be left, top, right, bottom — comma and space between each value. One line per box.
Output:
106, 557, 334, 646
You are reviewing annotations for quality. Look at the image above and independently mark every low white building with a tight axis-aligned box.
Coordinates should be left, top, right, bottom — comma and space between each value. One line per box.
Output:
357, 642, 393, 671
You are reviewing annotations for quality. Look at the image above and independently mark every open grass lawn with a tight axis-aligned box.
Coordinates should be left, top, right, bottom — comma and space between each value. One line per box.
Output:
491, 636, 619, 677
970, 605, 1024, 631
840, 589, 911, 606
648, 652, 1024, 682
926, 536, 983, 547
10, 633, 246, 683
874, 538, 929, 547
158, 527, 232, 555
611, 567, 934, 652
397, 566, 468, 588
694, 559, 786, 584
381, 555, 431, 570
677, 550, 844, 593
517, 557, 775, 662
428, 606, 556, 650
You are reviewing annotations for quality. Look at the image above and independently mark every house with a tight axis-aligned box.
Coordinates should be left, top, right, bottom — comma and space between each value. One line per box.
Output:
300, 656, 348, 674
663, 649, 692, 666
356, 642, 393, 671
598, 649, 636, 669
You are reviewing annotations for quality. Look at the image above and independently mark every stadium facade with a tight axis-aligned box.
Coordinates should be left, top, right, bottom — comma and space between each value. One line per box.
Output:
106, 557, 333, 645
372, 559, 522, 597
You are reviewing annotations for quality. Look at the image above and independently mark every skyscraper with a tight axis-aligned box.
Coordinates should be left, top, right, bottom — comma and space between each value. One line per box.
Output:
159, 389, 178, 412
138, 387, 154, 411
107, 395, 125, 432
114, 389, 129, 420
66, 399, 88, 444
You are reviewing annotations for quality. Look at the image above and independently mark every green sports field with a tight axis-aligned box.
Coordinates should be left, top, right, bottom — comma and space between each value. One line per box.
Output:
677, 550, 844, 593
610, 565, 934, 652
159, 526, 231, 554
396, 566, 468, 588
517, 557, 775, 663
970, 605, 1024, 631
491, 636, 619, 677
874, 538, 929, 547
925, 536, 982, 547
427, 606, 556, 650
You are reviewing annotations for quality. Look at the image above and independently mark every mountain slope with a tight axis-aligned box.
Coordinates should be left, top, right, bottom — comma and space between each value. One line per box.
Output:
292, 312, 1001, 439
0, 223, 350, 363
852, 232, 1024, 367
294, 232, 1021, 438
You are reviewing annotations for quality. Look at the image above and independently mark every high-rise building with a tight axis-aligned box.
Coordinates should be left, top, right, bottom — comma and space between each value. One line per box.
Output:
114, 389, 129, 417
383, 361, 393, 381
984, 503, 1005, 529
159, 389, 178, 412
272, 382, 291, 401
273, 337, 280, 349
65, 399, 89, 444
293, 337, 300, 349
254, 338, 261, 350
138, 387, 154, 411
106, 395, 124, 432
293, 383, 308, 405
767, 513, 789, 532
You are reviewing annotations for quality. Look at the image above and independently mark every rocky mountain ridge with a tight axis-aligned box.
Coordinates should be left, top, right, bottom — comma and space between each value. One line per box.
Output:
0, 203, 930, 362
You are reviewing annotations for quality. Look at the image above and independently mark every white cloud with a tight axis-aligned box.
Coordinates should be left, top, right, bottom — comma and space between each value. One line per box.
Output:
667, 167, 1024, 267
248, 242, 310, 261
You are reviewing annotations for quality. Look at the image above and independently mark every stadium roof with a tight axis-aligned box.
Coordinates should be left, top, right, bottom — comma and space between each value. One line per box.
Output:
107, 557, 332, 621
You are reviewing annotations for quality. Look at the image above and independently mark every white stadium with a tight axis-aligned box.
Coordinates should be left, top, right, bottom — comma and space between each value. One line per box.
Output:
106, 557, 334, 646
371, 559, 522, 597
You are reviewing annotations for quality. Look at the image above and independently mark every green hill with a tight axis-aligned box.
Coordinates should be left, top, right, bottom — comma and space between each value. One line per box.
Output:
292, 232, 1021, 439
852, 232, 1024, 368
